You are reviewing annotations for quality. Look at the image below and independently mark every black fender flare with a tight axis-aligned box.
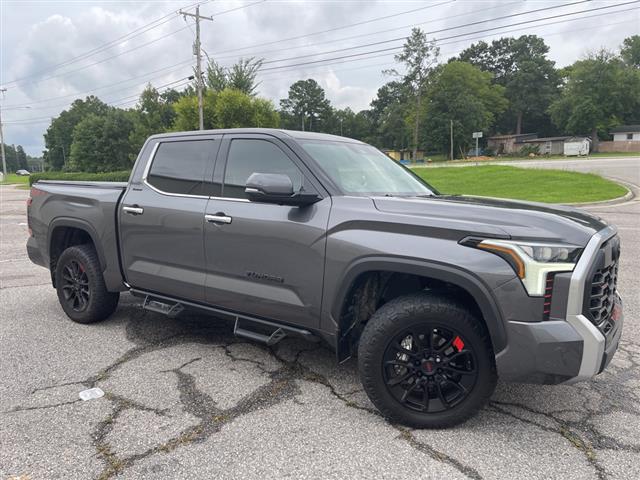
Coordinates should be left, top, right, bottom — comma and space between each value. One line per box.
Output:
332, 257, 508, 354
47, 216, 107, 272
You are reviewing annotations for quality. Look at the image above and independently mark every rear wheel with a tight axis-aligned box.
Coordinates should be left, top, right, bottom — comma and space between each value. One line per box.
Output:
55, 244, 119, 323
358, 291, 496, 428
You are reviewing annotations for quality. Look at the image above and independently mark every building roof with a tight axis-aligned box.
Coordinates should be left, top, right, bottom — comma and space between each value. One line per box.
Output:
521, 136, 572, 143
488, 133, 537, 140
610, 125, 640, 134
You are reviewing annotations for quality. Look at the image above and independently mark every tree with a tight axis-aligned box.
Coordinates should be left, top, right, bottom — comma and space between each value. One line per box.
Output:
423, 62, 507, 158
67, 109, 135, 172
172, 90, 218, 131
621, 35, 640, 68
457, 35, 560, 134
172, 88, 279, 131
129, 84, 176, 152
215, 88, 255, 128
15, 145, 28, 170
205, 57, 263, 95
549, 49, 640, 151
367, 81, 411, 149
43, 96, 109, 170
386, 28, 439, 160
252, 97, 280, 128
279, 79, 331, 131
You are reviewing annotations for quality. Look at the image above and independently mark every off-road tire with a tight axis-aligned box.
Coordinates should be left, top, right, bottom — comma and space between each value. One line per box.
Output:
358, 291, 497, 428
55, 244, 119, 323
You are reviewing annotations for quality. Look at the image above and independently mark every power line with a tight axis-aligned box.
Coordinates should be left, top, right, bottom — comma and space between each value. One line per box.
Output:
1, 0, 264, 90
209, 0, 522, 64
4, 77, 193, 125
5, 2, 636, 115
206, 0, 456, 57
5, 1, 635, 115
2, 59, 193, 110
259, 0, 597, 66
1, 1, 209, 87
256, 1, 640, 72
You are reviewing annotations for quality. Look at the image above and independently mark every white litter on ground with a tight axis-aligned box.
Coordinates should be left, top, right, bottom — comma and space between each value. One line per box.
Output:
78, 387, 105, 401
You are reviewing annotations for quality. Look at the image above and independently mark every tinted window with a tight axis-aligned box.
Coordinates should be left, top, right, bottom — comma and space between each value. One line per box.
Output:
147, 140, 214, 195
223, 139, 303, 199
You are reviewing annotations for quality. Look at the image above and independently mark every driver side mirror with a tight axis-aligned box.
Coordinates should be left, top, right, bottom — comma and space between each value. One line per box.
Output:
245, 173, 320, 206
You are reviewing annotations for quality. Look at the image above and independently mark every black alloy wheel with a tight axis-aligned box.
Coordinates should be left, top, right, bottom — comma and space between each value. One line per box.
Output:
382, 326, 477, 413
55, 244, 119, 323
358, 291, 497, 428
60, 259, 90, 312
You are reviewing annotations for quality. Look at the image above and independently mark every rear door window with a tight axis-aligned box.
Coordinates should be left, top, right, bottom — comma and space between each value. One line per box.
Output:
147, 140, 215, 196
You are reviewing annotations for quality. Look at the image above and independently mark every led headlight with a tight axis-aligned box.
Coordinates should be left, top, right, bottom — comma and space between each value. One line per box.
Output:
462, 238, 583, 296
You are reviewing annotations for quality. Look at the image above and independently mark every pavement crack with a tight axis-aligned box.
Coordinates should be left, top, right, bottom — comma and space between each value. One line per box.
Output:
396, 428, 483, 480
31, 379, 89, 394
4, 399, 82, 413
489, 402, 608, 480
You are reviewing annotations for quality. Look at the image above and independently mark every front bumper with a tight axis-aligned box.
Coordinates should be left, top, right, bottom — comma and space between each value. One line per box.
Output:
496, 225, 624, 384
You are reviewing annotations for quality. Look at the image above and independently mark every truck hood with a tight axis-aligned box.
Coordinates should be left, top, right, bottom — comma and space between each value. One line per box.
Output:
372, 194, 607, 246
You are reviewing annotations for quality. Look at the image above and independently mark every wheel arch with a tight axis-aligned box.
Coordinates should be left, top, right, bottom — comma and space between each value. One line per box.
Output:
48, 217, 106, 286
332, 257, 507, 361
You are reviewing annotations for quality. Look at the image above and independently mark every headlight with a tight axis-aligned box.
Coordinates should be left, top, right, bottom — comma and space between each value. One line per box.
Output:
461, 238, 582, 296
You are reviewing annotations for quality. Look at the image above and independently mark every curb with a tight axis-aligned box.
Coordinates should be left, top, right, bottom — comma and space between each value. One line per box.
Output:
565, 177, 637, 208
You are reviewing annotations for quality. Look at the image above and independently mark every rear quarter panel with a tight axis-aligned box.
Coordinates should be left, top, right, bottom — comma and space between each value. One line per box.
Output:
28, 181, 127, 291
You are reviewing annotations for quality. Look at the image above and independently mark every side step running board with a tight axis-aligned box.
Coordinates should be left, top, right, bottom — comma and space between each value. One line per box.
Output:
234, 320, 288, 346
143, 296, 184, 318
132, 289, 317, 346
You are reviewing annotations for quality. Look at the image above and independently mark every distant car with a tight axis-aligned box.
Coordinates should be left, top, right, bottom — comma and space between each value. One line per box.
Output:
466, 148, 485, 157
16, 170, 30, 176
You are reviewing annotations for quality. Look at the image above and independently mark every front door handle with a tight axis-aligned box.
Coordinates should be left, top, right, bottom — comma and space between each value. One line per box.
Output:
205, 213, 232, 224
123, 205, 144, 215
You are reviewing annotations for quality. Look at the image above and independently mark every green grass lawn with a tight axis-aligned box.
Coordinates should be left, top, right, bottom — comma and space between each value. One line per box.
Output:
0, 173, 30, 186
414, 165, 628, 204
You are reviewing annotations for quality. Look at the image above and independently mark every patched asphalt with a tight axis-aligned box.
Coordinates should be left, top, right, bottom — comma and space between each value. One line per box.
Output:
1, 160, 638, 479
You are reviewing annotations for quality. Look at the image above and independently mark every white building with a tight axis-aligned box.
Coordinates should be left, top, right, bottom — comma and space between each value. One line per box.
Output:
611, 125, 640, 141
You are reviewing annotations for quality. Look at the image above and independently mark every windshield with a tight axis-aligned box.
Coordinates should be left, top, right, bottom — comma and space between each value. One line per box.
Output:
299, 140, 437, 196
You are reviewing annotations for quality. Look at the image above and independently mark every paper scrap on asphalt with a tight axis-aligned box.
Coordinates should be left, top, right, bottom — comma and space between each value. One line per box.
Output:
79, 387, 104, 401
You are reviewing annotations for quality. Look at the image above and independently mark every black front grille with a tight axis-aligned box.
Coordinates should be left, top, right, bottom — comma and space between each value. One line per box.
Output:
584, 235, 620, 334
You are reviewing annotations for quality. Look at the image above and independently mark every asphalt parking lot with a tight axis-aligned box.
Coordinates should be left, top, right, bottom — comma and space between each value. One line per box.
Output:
1, 161, 639, 479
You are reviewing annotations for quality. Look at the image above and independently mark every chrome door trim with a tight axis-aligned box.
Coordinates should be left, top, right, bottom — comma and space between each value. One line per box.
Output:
122, 206, 144, 215
205, 214, 233, 224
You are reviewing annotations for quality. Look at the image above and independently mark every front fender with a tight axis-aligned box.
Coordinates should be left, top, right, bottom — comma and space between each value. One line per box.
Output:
327, 256, 509, 354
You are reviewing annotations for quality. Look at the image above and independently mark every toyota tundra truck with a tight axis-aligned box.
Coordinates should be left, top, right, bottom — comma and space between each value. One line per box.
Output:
26, 128, 624, 428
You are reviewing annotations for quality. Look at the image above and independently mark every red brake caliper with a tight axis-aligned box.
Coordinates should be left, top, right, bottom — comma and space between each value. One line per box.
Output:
452, 336, 465, 352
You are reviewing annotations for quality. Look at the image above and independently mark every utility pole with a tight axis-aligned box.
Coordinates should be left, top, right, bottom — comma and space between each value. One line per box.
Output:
449, 119, 453, 161
179, 5, 213, 131
0, 87, 7, 178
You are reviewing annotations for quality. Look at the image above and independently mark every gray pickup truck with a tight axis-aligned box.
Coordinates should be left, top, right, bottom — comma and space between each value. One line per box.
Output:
27, 128, 623, 428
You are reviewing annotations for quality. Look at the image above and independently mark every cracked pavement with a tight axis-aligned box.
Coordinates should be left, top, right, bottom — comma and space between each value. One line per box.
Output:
1, 172, 639, 479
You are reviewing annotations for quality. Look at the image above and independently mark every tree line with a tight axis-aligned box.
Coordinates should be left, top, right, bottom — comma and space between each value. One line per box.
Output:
42, 32, 640, 171
1, 143, 37, 172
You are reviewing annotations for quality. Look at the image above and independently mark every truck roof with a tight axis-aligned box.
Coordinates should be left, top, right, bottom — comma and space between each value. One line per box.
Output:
147, 128, 364, 144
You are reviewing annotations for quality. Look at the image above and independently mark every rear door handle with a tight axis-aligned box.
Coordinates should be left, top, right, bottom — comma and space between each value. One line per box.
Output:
205, 214, 232, 224
123, 205, 144, 215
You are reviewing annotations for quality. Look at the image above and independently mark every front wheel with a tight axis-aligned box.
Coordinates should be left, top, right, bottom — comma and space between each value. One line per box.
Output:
55, 244, 119, 324
358, 291, 496, 428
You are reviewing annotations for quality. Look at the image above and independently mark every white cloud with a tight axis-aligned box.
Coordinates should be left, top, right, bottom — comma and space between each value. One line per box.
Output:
1, 0, 638, 155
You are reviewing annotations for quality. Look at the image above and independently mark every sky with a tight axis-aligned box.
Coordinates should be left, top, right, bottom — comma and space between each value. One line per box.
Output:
1, 0, 638, 156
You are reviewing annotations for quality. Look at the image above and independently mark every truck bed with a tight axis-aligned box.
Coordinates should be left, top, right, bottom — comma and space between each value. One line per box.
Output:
27, 180, 128, 291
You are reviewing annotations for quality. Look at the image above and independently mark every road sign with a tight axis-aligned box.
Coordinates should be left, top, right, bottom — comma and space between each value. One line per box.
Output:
472, 131, 483, 138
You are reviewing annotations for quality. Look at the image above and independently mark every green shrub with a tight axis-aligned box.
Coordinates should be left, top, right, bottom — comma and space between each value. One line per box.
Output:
29, 170, 131, 186
518, 144, 540, 157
